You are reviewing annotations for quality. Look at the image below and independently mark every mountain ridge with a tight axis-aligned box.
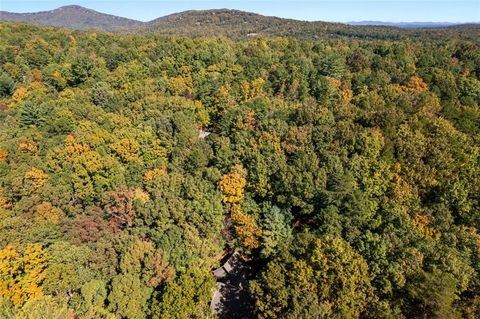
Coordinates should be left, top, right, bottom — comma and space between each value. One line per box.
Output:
348, 21, 462, 28
0, 5, 479, 38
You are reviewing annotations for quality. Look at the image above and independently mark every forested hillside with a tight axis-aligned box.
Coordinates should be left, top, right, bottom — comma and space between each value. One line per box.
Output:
0, 21, 479, 318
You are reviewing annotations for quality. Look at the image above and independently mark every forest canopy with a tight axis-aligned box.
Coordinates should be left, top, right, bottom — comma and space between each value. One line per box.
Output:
0, 21, 479, 318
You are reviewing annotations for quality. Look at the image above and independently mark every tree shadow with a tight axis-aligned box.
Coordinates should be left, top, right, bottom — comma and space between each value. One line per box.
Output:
212, 253, 255, 319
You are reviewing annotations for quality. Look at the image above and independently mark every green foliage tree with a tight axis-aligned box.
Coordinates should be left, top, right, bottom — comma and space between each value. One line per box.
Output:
108, 273, 152, 319
90, 82, 119, 112
18, 101, 50, 128
14, 296, 70, 319
259, 203, 292, 258
0, 72, 15, 97
407, 268, 461, 319
251, 234, 373, 318
155, 268, 215, 319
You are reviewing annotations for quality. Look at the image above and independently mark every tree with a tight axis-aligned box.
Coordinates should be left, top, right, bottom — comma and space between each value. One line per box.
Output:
231, 203, 262, 250
0, 244, 48, 307
219, 165, 262, 249
259, 203, 292, 258
0, 297, 15, 319
43, 64, 68, 91
42, 241, 94, 297
18, 102, 49, 128
108, 273, 152, 319
406, 75, 428, 92
251, 234, 373, 318
90, 82, 119, 112
155, 268, 214, 319
218, 165, 247, 203
0, 72, 15, 97
407, 268, 461, 319
119, 240, 173, 288
14, 296, 70, 319
70, 54, 95, 85
103, 188, 138, 231
79, 279, 109, 317
24, 167, 48, 190
111, 138, 140, 162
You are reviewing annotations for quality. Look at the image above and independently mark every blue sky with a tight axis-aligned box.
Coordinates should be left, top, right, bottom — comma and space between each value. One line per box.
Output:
1, 1, 479, 22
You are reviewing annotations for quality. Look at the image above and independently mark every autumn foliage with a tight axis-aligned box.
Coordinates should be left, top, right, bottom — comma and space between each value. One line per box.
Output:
0, 20, 478, 319
24, 167, 48, 189
219, 166, 247, 203
0, 244, 47, 307
231, 204, 262, 249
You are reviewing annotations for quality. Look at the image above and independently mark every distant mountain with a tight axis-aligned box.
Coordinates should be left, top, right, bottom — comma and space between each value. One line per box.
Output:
348, 21, 459, 28
146, 9, 334, 37
145, 9, 479, 39
0, 5, 144, 31
0, 6, 478, 40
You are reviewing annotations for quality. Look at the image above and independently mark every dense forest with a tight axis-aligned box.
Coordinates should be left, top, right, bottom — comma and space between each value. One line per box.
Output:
0, 21, 479, 319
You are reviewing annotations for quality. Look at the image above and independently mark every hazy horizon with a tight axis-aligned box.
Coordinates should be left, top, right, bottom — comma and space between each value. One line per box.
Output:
1, 0, 479, 23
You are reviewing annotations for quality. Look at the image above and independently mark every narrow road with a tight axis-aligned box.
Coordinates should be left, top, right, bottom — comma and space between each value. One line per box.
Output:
211, 252, 255, 318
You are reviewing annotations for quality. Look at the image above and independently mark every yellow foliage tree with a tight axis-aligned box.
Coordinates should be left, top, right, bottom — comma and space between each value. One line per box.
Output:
143, 139, 167, 167
144, 167, 167, 185
112, 138, 140, 162
214, 84, 236, 111
391, 174, 414, 204
341, 88, 353, 102
219, 166, 247, 203
0, 244, 48, 307
64, 134, 90, 157
24, 167, 48, 189
18, 141, 38, 154
11, 86, 28, 105
240, 80, 251, 102
413, 214, 440, 239
220, 166, 262, 249
134, 188, 150, 204
68, 34, 77, 46
251, 78, 266, 97
259, 131, 283, 155
167, 75, 193, 96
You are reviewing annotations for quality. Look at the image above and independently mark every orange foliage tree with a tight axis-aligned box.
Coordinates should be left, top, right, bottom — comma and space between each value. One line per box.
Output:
0, 149, 7, 162
103, 188, 137, 231
231, 204, 262, 249
406, 75, 428, 92
413, 214, 440, 239
33, 202, 64, 224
